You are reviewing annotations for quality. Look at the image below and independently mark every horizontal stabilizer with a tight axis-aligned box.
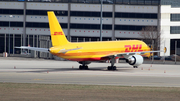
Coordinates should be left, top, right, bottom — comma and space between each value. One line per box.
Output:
58, 47, 82, 53
16, 46, 49, 53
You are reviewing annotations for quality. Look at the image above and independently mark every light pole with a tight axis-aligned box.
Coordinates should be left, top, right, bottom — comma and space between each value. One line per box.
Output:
100, 0, 103, 41
8, 15, 13, 56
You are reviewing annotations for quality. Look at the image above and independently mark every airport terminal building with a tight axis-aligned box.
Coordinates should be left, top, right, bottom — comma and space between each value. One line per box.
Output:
0, 0, 179, 58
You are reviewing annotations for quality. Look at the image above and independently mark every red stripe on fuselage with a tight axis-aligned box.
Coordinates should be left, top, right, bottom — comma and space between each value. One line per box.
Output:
68, 57, 109, 61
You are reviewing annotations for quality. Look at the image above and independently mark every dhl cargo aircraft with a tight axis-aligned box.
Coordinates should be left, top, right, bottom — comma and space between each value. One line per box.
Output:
17, 11, 165, 70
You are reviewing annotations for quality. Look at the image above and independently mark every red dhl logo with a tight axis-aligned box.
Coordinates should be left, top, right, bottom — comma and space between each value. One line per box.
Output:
125, 44, 143, 52
53, 32, 63, 35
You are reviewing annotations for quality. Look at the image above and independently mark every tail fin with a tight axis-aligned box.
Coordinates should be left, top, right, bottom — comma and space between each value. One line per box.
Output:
47, 11, 69, 46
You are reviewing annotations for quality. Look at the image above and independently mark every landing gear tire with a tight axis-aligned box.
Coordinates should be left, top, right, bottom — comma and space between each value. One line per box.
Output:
79, 65, 83, 70
107, 66, 111, 70
107, 66, 116, 70
79, 65, 89, 70
133, 66, 138, 68
85, 66, 88, 70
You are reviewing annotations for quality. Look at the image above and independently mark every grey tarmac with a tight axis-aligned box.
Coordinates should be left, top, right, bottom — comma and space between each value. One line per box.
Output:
0, 57, 180, 87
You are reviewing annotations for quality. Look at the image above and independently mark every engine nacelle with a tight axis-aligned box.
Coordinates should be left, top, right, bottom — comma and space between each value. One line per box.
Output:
126, 55, 143, 66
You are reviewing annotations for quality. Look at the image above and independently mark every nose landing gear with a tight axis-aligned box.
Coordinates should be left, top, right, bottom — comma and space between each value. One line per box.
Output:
107, 57, 117, 70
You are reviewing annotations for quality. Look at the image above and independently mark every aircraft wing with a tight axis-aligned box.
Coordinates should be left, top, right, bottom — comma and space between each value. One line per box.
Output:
121, 50, 163, 56
104, 50, 164, 58
16, 46, 49, 53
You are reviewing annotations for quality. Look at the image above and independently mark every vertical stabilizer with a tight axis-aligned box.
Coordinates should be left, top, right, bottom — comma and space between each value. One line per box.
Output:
47, 11, 69, 46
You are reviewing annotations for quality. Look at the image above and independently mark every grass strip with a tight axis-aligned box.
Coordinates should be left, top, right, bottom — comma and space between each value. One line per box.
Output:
0, 83, 180, 101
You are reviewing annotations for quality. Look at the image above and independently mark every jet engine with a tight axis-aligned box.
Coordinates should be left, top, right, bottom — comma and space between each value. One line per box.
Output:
126, 55, 143, 66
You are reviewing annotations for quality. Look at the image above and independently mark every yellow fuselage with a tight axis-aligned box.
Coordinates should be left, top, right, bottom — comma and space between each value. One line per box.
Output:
49, 40, 150, 61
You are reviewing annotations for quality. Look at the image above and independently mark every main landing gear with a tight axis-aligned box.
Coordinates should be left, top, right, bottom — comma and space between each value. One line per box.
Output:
133, 66, 138, 68
78, 61, 91, 70
79, 65, 88, 70
107, 57, 117, 70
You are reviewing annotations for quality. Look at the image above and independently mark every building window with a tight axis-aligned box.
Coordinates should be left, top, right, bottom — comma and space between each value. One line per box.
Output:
152, 0, 159, 5
0, 21, 23, 27
70, 24, 112, 30
0, 9, 23, 15
103, 12, 112, 17
170, 26, 180, 34
138, 0, 145, 4
115, 12, 157, 19
130, 0, 138, 4
145, 0, 151, 4
70, 11, 112, 17
114, 25, 157, 31
0, 34, 5, 53
171, 14, 180, 21
170, 39, 180, 55
115, 0, 160, 5
123, 0, 130, 4
116, 0, 123, 4
15, 35, 21, 54
161, 0, 180, 7
26, 10, 68, 16
26, 22, 67, 28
